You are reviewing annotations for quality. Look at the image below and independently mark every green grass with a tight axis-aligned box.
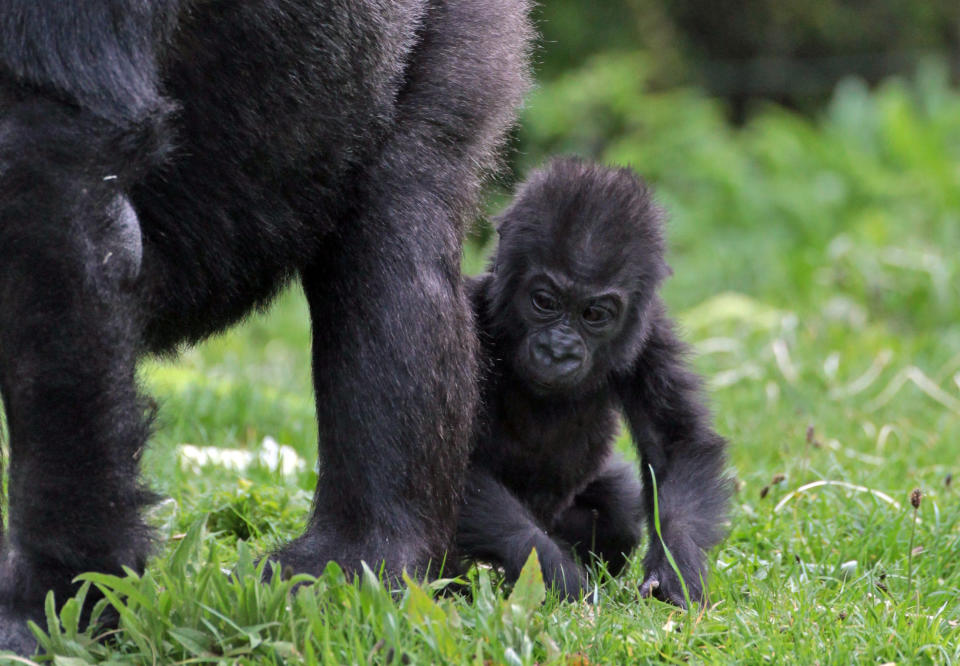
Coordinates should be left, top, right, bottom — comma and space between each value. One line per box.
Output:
6, 62, 960, 664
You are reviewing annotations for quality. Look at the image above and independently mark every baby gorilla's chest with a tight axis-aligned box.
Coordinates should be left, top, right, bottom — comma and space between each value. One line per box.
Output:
498, 403, 621, 524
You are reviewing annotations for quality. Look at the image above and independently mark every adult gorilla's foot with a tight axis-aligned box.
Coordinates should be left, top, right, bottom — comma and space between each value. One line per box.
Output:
0, 609, 37, 657
268, 528, 437, 583
0, 551, 51, 656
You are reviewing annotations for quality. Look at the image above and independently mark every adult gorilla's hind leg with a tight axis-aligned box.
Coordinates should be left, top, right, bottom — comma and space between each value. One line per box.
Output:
0, 100, 159, 653
273, 0, 531, 578
283, 226, 477, 578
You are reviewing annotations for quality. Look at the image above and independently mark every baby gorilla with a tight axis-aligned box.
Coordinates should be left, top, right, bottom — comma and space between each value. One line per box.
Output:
458, 158, 730, 605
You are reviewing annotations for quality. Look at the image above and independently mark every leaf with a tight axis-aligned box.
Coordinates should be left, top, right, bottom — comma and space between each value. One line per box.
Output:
79, 582, 151, 655
359, 562, 383, 594
169, 627, 212, 656
74, 572, 153, 611
168, 518, 206, 577
53, 657, 91, 666
45, 591, 61, 640
503, 646, 524, 666
402, 572, 457, 659
402, 572, 447, 628
647, 465, 692, 610
507, 549, 546, 613
58, 596, 81, 638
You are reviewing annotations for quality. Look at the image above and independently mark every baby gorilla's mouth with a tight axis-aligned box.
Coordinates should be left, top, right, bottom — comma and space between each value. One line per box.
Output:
524, 369, 586, 396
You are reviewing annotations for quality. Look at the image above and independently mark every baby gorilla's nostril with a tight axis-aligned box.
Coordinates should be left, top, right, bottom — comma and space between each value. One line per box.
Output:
533, 338, 581, 363
531, 339, 554, 366
533, 341, 560, 360
548, 329, 585, 361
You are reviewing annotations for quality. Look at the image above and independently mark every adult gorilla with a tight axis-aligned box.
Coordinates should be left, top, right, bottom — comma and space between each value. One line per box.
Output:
0, 0, 531, 653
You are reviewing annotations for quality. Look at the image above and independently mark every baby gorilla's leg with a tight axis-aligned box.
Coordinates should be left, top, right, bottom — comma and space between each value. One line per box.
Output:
553, 455, 644, 576
458, 469, 588, 600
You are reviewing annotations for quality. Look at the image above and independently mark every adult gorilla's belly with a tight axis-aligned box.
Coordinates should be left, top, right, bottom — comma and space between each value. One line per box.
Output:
163, 1, 422, 190
131, 0, 425, 350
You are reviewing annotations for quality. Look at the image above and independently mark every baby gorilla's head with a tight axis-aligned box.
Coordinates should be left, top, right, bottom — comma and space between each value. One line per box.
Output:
488, 158, 671, 394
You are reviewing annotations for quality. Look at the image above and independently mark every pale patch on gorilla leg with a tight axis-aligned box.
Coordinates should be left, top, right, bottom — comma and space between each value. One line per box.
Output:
99, 194, 143, 282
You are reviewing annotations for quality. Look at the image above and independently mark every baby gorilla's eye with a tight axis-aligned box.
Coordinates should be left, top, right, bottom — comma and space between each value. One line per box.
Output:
582, 305, 612, 326
531, 290, 559, 314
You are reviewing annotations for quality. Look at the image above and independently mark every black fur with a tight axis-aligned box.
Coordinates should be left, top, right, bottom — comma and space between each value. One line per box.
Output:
457, 158, 730, 604
0, 0, 531, 654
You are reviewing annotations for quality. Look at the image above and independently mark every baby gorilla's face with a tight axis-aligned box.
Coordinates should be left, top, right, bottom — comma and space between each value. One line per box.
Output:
511, 270, 627, 394
488, 157, 672, 396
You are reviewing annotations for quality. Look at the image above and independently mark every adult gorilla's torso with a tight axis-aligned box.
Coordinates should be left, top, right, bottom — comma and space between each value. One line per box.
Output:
133, 0, 426, 349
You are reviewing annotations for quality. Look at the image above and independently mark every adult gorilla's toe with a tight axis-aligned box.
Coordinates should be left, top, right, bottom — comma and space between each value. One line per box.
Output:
0, 610, 38, 657
267, 527, 435, 585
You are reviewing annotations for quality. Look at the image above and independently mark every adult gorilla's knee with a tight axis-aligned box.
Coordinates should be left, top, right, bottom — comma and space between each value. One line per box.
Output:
0, 98, 159, 288
97, 195, 143, 283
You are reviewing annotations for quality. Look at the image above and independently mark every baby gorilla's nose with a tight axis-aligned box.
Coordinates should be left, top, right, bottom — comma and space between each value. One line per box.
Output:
531, 327, 585, 380
537, 331, 583, 361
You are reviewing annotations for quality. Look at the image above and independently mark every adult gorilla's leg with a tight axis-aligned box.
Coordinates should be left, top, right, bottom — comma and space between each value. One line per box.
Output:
274, 0, 532, 576
0, 100, 164, 653
289, 218, 476, 576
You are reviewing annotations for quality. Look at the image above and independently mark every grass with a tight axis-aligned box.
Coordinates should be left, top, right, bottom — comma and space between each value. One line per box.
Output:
5, 63, 960, 664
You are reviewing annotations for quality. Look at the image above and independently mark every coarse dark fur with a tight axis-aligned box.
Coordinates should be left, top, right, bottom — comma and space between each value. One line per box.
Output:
0, 0, 531, 654
457, 158, 730, 604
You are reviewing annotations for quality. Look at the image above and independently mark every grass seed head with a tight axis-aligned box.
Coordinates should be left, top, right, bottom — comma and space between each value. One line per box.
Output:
910, 488, 922, 509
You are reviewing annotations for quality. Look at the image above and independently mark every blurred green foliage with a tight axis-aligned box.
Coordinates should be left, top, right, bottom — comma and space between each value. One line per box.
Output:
664, 0, 959, 58
536, 1, 959, 114
496, 56, 960, 334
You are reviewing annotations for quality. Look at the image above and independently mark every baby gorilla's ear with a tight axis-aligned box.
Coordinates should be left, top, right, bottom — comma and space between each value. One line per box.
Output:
494, 213, 511, 238
491, 215, 511, 273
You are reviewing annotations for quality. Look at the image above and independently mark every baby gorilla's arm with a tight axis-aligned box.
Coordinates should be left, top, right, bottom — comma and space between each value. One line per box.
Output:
618, 303, 730, 606
616, 305, 731, 607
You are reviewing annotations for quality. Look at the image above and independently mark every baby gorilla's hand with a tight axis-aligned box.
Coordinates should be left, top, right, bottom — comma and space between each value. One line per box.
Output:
639, 540, 707, 609
639, 569, 694, 608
